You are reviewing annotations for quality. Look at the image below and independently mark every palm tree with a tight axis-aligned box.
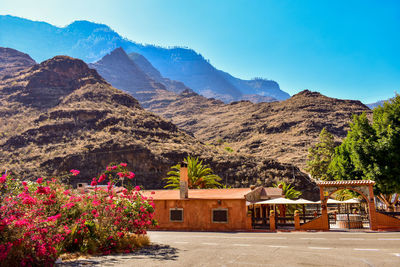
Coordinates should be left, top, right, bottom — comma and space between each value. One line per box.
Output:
163, 156, 222, 189
334, 189, 358, 201
274, 181, 302, 216
274, 181, 302, 199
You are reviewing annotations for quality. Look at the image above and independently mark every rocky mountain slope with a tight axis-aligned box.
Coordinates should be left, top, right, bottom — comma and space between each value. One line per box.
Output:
0, 15, 289, 103
0, 47, 36, 78
0, 49, 319, 199
145, 90, 371, 169
128, 51, 191, 94
88, 48, 177, 104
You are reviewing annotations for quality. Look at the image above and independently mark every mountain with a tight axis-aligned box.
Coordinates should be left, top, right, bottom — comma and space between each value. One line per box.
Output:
128, 52, 191, 94
0, 49, 319, 199
0, 47, 36, 78
0, 15, 289, 103
88, 47, 176, 104
217, 71, 290, 101
366, 99, 389, 109
145, 89, 371, 169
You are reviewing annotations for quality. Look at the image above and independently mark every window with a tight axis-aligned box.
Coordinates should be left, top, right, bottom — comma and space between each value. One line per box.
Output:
170, 208, 183, 222
212, 208, 228, 223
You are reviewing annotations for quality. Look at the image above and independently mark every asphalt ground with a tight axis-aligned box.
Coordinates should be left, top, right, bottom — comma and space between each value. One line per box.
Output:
58, 231, 400, 267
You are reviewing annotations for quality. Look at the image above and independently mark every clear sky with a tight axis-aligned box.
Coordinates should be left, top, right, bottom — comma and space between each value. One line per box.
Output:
1, 0, 399, 103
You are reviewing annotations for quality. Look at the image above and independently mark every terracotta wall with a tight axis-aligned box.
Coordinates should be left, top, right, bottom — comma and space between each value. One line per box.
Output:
153, 199, 251, 231
376, 212, 400, 230
298, 216, 328, 231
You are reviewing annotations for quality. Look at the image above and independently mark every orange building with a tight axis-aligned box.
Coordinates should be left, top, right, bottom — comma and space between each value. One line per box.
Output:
142, 187, 280, 231
141, 164, 282, 231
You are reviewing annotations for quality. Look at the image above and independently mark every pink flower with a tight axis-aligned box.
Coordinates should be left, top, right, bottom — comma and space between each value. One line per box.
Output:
61, 202, 75, 209
0, 174, 6, 184
64, 225, 71, 234
36, 177, 43, 184
107, 181, 113, 191
117, 172, 125, 178
128, 172, 135, 179
135, 186, 140, 191
91, 178, 98, 187
36, 186, 51, 194
70, 169, 80, 176
98, 174, 106, 183
22, 195, 36, 205
111, 165, 118, 170
119, 163, 127, 167
45, 214, 61, 222
91, 209, 99, 218
92, 200, 101, 207
22, 181, 27, 186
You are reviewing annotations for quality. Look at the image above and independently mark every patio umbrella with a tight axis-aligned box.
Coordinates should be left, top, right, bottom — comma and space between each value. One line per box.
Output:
293, 198, 319, 204
326, 198, 344, 204
342, 198, 360, 204
255, 197, 298, 205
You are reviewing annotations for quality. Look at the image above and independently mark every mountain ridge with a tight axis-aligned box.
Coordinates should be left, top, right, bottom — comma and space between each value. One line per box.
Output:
144, 88, 371, 169
0, 15, 289, 103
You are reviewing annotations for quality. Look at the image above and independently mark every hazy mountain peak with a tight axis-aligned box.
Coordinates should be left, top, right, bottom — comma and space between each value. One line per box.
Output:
0, 15, 290, 103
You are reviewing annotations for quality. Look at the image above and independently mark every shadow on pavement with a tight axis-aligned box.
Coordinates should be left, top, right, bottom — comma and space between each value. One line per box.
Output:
57, 244, 179, 266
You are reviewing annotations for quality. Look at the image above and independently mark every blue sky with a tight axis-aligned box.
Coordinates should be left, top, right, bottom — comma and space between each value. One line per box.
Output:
1, 0, 399, 103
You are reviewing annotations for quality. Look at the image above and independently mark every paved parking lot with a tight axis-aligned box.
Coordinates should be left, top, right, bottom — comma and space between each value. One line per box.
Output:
59, 231, 400, 267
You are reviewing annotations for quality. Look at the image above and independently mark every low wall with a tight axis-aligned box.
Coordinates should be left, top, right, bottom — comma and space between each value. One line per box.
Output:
376, 211, 400, 230
298, 216, 328, 231
153, 198, 251, 231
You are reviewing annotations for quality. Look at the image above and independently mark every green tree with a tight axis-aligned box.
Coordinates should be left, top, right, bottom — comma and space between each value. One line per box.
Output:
328, 95, 400, 194
370, 95, 400, 194
328, 113, 374, 181
274, 181, 302, 199
305, 128, 336, 180
163, 156, 222, 189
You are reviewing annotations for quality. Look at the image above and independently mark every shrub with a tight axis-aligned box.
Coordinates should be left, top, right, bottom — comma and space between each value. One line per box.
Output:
0, 164, 157, 266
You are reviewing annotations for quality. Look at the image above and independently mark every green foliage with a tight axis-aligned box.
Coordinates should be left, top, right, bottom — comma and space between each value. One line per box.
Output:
305, 128, 336, 180
333, 189, 359, 201
328, 95, 400, 194
163, 156, 222, 189
328, 113, 373, 180
224, 146, 234, 153
274, 181, 302, 200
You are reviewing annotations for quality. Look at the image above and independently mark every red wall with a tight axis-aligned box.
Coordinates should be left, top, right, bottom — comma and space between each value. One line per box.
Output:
153, 198, 251, 231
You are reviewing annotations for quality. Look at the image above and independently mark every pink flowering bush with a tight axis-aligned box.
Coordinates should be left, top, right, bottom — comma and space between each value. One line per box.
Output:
0, 164, 157, 266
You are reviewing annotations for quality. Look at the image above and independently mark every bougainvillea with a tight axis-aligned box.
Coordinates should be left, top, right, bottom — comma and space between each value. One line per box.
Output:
0, 164, 157, 266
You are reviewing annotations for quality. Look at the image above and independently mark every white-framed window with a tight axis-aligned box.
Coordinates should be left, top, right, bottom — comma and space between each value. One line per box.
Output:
212, 208, 228, 223
170, 208, 184, 222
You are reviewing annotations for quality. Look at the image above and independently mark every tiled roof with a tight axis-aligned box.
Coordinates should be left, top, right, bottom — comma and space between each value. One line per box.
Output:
316, 180, 375, 186
141, 188, 252, 200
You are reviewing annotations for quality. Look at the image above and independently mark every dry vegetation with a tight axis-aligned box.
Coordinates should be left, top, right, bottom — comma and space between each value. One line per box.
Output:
145, 89, 371, 169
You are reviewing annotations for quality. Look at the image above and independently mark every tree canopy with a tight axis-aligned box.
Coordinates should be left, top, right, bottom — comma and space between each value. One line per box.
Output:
305, 128, 336, 180
328, 95, 400, 194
